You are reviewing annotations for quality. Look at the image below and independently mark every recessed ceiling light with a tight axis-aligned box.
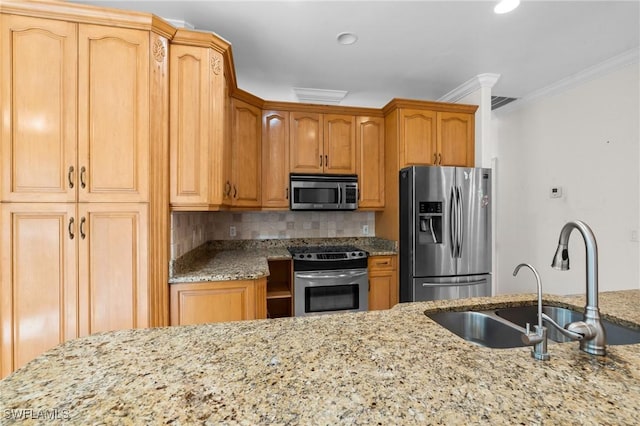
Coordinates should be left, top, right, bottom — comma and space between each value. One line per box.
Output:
336, 32, 358, 45
494, 0, 520, 14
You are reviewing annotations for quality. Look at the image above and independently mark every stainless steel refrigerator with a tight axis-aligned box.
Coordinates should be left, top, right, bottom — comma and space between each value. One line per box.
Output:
399, 166, 491, 302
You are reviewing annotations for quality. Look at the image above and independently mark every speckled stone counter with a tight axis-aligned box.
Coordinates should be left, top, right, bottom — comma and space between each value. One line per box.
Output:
169, 237, 397, 283
2, 291, 639, 424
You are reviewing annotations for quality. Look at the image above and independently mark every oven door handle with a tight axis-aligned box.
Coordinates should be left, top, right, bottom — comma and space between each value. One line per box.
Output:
295, 270, 368, 280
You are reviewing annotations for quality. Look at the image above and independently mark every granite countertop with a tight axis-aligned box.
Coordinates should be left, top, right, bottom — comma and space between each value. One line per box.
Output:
2, 291, 639, 424
169, 237, 397, 283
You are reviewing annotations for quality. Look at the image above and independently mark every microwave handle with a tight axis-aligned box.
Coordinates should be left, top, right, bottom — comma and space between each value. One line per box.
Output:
337, 183, 342, 205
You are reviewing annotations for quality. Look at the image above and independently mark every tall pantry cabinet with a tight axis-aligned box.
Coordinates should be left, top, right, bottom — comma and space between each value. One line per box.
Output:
0, 4, 173, 377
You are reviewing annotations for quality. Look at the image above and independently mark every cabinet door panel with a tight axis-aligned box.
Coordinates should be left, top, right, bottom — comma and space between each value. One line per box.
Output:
231, 99, 261, 207
1, 15, 77, 202
78, 203, 148, 335
369, 274, 393, 311
262, 110, 290, 208
290, 112, 323, 173
356, 116, 384, 209
1, 203, 77, 377
438, 112, 474, 167
399, 109, 437, 167
170, 45, 210, 205
324, 114, 356, 174
170, 281, 255, 325
78, 25, 149, 202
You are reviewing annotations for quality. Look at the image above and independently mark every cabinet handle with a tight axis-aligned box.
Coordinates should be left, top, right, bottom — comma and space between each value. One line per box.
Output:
68, 217, 75, 240
376, 261, 390, 266
80, 217, 86, 240
225, 181, 231, 197
325, 155, 328, 168
80, 166, 86, 189
319, 155, 323, 167
438, 153, 442, 165
68, 166, 74, 189
233, 185, 237, 199
433, 153, 437, 164
285, 187, 289, 200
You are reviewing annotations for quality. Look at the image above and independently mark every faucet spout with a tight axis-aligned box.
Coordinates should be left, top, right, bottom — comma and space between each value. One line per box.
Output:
551, 220, 606, 355
513, 263, 549, 361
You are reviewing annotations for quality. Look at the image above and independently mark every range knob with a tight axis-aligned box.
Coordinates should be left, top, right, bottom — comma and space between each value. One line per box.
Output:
306, 254, 312, 258
358, 252, 364, 257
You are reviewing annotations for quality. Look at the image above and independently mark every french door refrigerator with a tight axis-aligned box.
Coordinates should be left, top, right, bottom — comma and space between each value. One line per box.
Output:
399, 166, 491, 302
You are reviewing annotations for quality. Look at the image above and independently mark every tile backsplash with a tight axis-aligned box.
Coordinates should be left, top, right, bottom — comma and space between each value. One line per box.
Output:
171, 211, 375, 260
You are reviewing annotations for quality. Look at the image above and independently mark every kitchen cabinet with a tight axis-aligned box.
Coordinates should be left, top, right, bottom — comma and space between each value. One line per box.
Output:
368, 255, 397, 310
169, 278, 267, 325
169, 29, 229, 210
356, 116, 385, 209
262, 110, 290, 208
290, 112, 356, 174
231, 98, 262, 207
0, 8, 172, 377
398, 108, 474, 168
266, 260, 293, 318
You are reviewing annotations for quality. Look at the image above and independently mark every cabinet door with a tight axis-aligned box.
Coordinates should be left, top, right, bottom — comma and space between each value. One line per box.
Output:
169, 44, 212, 207
323, 114, 356, 174
290, 112, 323, 173
170, 280, 256, 325
262, 110, 290, 208
399, 109, 437, 167
78, 25, 149, 203
1, 203, 78, 377
356, 116, 384, 209
1, 15, 77, 203
78, 203, 148, 336
368, 256, 397, 310
438, 112, 474, 167
231, 99, 261, 207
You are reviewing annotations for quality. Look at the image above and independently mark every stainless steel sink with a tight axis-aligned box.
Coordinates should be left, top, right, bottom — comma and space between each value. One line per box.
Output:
495, 305, 640, 345
427, 311, 527, 348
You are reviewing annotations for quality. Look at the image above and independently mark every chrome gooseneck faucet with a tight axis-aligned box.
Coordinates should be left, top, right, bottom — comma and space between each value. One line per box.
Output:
513, 263, 549, 361
551, 220, 607, 355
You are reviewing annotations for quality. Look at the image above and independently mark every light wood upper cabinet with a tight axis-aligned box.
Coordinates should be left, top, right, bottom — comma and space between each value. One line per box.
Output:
231, 98, 262, 207
324, 114, 356, 174
356, 116, 385, 209
290, 112, 355, 174
169, 42, 227, 209
78, 203, 149, 336
1, 15, 77, 203
399, 108, 437, 167
78, 25, 149, 203
290, 112, 323, 173
438, 112, 474, 167
262, 110, 290, 208
0, 203, 78, 377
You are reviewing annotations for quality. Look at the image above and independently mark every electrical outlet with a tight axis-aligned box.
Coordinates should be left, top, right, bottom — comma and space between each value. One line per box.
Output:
229, 225, 236, 237
362, 225, 369, 235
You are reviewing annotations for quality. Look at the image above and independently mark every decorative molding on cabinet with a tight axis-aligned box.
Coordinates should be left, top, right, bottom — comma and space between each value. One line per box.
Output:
438, 73, 501, 104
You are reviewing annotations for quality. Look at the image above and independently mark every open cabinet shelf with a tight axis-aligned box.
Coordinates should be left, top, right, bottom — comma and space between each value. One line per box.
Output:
266, 259, 293, 318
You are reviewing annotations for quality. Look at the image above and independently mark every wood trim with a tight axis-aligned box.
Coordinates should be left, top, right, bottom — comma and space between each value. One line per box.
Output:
148, 33, 170, 327
0, 0, 176, 39
382, 98, 478, 115
255, 277, 267, 319
263, 100, 382, 116
231, 88, 265, 109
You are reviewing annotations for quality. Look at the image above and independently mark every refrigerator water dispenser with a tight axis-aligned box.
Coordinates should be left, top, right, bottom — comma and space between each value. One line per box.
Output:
418, 201, 442, 244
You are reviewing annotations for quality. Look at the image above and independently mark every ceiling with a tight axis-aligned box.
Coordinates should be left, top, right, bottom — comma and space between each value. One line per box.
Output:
73, 0, 640, 108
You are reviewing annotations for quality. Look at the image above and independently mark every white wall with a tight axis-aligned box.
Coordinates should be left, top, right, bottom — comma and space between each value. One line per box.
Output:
494, 63, 639, 295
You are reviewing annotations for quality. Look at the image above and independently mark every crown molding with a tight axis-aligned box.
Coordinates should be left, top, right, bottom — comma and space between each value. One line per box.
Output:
438, 73, 501, 103
293, 87, 348, 105
495, 48, 639, 115
163, 18, 195, 30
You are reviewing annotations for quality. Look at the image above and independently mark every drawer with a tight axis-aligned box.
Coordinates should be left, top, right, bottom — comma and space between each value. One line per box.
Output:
368, 255, 396, 271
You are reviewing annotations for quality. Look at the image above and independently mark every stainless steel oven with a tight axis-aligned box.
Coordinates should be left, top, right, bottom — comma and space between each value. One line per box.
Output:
288, 246, 368, 316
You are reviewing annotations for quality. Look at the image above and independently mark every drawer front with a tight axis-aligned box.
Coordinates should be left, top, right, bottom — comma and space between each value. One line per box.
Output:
368, 255, 396, 272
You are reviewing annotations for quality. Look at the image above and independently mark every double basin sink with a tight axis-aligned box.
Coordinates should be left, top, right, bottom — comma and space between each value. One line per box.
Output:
427, 305, 640, 348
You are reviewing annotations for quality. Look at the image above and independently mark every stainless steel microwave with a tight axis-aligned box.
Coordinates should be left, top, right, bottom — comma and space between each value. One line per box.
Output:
289, 174, 358, 210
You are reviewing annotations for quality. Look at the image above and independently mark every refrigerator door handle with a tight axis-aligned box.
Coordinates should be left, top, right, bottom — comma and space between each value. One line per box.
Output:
449, 186, 457, 258
421, 279, 488, 287
457, 185, 464, 257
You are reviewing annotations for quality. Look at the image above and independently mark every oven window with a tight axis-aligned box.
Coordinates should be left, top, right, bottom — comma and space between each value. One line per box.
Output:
305, 284, 359, 313
294, 187, 338, 204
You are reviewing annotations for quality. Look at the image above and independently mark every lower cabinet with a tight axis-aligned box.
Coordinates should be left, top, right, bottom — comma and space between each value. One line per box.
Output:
368, 255, 398, 310
169, 278, 267, 325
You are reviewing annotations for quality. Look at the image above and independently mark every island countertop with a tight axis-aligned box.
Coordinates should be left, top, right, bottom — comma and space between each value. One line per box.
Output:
1, 291, 639, 424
